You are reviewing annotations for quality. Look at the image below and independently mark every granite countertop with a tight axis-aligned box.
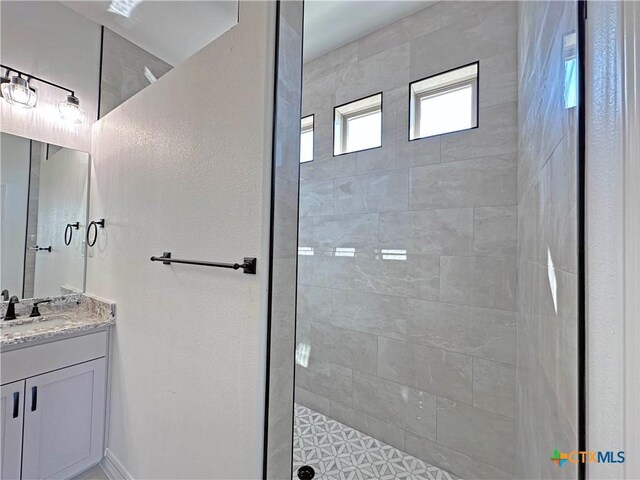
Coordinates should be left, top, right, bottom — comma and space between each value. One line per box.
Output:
0, 294, 116, 347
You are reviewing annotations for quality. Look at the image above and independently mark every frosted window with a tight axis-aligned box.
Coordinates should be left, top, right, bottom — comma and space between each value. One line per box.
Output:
346, 110, 382, 153
563, 32, 578, 109
419, 84, 474, 137
410, 63, 478, 140
300, 115, 314, 163
334, 93, 382, 155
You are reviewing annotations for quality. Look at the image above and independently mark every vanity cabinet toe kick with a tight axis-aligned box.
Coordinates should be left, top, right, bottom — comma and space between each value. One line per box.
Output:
1, 330, 110, 480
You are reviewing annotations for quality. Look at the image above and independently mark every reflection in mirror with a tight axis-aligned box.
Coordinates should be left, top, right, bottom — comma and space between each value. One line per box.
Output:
0, 1, 238, 148
0, 1, 239, 302
63, 1, 239, 118
1, 132, 89, 299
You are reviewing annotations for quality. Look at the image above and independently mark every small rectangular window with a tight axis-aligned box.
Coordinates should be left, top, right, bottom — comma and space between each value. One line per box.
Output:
563, 32, 578, 109
409, 63, 478, 140
334, 93, 382, 156
300, 115, 314, 163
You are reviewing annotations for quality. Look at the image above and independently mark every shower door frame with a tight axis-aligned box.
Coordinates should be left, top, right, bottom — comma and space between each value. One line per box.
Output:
262, 1, 589, 478
577, 1, 587, 479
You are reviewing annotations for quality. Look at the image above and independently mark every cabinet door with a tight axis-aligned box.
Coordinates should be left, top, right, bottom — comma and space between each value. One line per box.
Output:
22, 358, 106, 480
1, 380, 25, 480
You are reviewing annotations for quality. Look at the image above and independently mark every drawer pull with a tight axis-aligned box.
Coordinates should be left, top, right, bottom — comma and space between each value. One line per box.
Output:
31, 386, 37, 412
12, 392, 19, 418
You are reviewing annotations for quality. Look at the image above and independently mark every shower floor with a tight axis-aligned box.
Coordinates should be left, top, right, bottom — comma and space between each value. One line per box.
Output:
293, 404, 456, 480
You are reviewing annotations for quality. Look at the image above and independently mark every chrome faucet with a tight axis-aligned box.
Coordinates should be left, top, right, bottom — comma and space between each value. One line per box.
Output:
4, 296, 19, 321
1, 289, 8, 302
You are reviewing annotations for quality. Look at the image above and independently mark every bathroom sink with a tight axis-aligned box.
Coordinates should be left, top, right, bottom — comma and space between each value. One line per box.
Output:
1, 317, 70, 335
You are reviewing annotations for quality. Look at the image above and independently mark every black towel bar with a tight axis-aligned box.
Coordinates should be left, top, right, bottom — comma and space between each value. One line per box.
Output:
150, 252, 257, 274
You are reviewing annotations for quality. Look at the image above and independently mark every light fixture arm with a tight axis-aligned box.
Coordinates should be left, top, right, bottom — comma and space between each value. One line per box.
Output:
1, 64, 74, 96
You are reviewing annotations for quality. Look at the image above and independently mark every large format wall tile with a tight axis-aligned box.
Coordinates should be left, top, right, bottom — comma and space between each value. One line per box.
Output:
297, 253, 356, 289
405, 432, 512, 479
312, 213, 379, 249
407, 299, 516, 365
357, 2, 442, 61
473, 206, 517, 257
396, 134, 442, 168
304, 42, 358, 83
295, 387, 331, 416
436, 398, 515, 473
334, 169, 409, 214
299, 179, 334, 216
296, 2, 519, 476
310, 323, 378, 375
517, 1, 579, 478
298, 217, 313, 246
472, 357, 516, 418
297, 285, 332, 326
335, 43, 410, 105
330, 290, 407, 339
410, 2, 517, 81
300, 154, 357, 184
440, 256, 517, 311
479, 50, 518, 109
353, 253, 440, 300
329, 401, 406, 451
352, 372, 437, 440
296, 360, 353, 406
100, 28, 172, 118
410, 155, 517, 209
379, 209, 473, 255
377, 337, 473, 404
440, 103, 518, 163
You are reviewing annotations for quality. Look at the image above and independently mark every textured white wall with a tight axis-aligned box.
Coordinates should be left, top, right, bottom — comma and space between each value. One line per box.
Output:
33, 148, 88, 297
586, 2, 626, 479
622, 4, 640, 478
0, 133, 31, 295
0, 2, 100, 152
86, 2, 275, 478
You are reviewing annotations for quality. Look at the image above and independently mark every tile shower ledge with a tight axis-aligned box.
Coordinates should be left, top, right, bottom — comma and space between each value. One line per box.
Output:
0, 294, 116, 347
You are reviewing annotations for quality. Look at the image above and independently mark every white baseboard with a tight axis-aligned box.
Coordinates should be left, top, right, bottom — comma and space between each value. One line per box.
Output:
100, 449, 133, 480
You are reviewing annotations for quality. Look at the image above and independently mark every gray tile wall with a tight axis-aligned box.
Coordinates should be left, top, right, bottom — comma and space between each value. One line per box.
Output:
265, 1, 303, 479
22, 141, 44, 298
295, 2, 518, 478
100, 28, 172, 118
516, 2, 579, 478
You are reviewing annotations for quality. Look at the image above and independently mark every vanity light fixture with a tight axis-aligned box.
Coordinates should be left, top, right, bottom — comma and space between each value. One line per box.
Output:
58, 95, 84, 124
0, 64, 83, 124
0, 74, 37, 109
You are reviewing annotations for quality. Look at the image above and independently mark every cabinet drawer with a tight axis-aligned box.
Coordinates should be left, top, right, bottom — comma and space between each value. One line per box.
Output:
1, 331, 108, 385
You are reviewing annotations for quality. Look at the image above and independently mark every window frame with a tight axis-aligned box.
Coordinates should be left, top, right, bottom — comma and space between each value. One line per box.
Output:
333, 92, 383, 157
300, 114, 315, 163
408, 61, 480, 142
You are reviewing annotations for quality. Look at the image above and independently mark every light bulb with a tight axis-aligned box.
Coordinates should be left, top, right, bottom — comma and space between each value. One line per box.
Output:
58, 95, 84, 124
1, 76, 37, 109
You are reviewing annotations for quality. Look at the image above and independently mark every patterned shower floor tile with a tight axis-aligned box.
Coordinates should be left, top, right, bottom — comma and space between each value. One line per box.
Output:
293, 404, 457, 480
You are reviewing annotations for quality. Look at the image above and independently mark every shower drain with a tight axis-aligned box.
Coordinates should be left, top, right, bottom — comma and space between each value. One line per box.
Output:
296, 465, 315, 479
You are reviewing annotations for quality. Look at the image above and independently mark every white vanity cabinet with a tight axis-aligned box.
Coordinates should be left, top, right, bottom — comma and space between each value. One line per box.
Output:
1, 381, 24, 480
0, 330, 109, 480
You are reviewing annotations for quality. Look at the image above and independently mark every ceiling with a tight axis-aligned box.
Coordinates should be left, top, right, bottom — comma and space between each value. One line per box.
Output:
62, 1, 238, 66
303, 0, 431, 62
63, 1, 430, 67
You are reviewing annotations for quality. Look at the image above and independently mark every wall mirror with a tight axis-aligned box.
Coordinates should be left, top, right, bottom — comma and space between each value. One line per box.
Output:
1, 133, 90, 299
0, 1, 239, 301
